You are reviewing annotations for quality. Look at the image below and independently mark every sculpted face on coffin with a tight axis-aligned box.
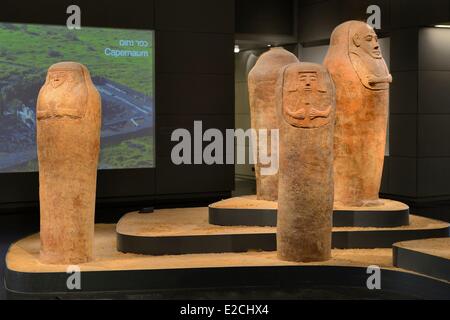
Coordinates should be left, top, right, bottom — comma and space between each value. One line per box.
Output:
283, 64, 334, 129
349, 22, 392, 91
37, 62, 90, 120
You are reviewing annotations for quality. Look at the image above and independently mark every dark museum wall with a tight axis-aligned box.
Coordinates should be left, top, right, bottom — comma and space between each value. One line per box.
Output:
236, 0, 296, 35
390, 27, 450, 201
235, 0, 298, 49
153, 0, 235, 198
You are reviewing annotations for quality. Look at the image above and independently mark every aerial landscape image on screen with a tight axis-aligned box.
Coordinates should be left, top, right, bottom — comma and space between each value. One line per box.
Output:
0, 23, 155, 172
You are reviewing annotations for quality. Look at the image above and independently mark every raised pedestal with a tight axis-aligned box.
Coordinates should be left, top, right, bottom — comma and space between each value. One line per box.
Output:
117, 207, 448, 256
5, 224, 450, 299
394, 238, 450, 282
209, 196, 410, 228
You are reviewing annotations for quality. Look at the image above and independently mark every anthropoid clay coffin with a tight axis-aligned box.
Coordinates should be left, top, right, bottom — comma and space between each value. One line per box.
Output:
324, 21, 392, 208
276, 62, 336, 262
37, 62, 102, 265
248, 47, 299, 201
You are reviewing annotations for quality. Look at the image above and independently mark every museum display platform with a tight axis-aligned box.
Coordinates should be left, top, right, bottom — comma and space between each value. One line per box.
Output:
209, 196, 410, 228
4, 224, 450, 299
117, 207, 448, 255
394, 238, 450, 282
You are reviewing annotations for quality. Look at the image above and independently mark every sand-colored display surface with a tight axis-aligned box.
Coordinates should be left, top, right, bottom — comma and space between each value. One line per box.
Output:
210, 195, 277, 210
210, 196, 408, 213
7, 224, 395, 274
334, 199, 409, 212
119, 207, 274, 236
118, 207, 446, 237
395, 238, 450, 260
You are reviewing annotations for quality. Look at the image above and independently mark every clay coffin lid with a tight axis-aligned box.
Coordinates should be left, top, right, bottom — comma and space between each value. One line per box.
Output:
249, 47, 299, 82
328, 20, 376, 56
326, 20, 391, 90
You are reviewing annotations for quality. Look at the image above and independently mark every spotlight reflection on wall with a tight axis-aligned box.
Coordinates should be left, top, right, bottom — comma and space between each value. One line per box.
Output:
435, 24, 450, 28
234, 45, 240, 53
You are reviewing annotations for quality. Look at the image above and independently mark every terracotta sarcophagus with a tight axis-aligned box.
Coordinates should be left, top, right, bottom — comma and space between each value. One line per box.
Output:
37, 62, 101, 265
324, 21, 392, 207
276, 62, 335, 262
248, 47, 299, 201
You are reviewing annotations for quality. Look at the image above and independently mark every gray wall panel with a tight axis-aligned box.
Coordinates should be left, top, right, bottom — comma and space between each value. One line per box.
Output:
390, 71, 418, 114
390, 28, 419, 72
156, 115, 235, 160
156, 31, 234, 75
391, 0, 450, 29
154, 0, 235, 196
419, 28, 450, 71
389, 115, 417, 157
389, 157, 417, 198
419, 71, 450, 114
156, 159, 234, 194
157, 74, 234, 115
418, 115, 450, 157
156, 0, 234, 33
418, 158, 450, 198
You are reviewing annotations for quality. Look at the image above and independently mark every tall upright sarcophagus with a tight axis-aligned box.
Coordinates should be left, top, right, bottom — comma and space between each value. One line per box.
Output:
248, 47, 299, 201
37, 62, 101, 265
277, 62, 336, 262
324, 21, 392, 207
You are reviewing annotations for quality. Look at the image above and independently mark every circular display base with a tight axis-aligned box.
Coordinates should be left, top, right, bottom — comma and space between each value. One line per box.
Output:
116, 207, 449, 255
5, 227, 450, 299
6, 264, 449, 300
394, 238, 450, 282
209, 196, 410, 228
